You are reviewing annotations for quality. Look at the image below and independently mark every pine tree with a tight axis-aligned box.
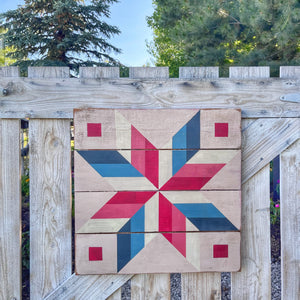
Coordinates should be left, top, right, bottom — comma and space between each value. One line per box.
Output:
148, 0, 300, 77
0, 0, 121, 72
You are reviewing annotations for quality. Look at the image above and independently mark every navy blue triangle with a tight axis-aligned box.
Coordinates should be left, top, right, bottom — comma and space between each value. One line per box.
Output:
188, 217, 238, 231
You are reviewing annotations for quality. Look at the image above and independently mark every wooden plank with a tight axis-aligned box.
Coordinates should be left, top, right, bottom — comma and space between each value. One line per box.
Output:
229, 66, 270, 79
28, 67, 70, 78
231, 164, 271, 299
179, 67, 219, 79
0, 120, 21, 300
0, 78, 299, 118
29, 119, 72, 299
280, 66, 300, 78
181, 273, 221, 300
79, 67, 120, 79
44, 273, 133, 300
107, 287, 121, 300
0, 66, 20, 77
280, 139, 300, 299
242, 118, 300, 183
131, 274, 171, 300
129, 67, 169, 79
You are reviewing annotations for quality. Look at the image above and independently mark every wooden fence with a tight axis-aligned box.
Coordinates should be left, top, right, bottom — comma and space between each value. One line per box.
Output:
0, 66, 299, 300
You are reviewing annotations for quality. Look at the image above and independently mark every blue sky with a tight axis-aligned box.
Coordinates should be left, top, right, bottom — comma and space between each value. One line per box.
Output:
0, 0, 154, 66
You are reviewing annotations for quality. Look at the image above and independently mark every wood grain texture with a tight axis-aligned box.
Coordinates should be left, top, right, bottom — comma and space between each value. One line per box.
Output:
280, 139, 300, 300
129, 67, 169, 79
181, 273, 221, 300
229, 66, 270, 79
0, 78, 299, 118
28, 66, 70, 78
131, 274, 171, 300
107, 288, 121, 300
0, 120, 21, 300
242, 118, 300, 183
231, 165, 271, 299
280, 66, 300, 78
29, 120, 72, 299
0, 66, 20, 77
79, 67, 120, 79
44, 273, 133, 300
179, 67, 219, 79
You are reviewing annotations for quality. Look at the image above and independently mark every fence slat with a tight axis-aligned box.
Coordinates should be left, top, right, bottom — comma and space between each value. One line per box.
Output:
181, 273, 221, 300
44, 273, 132, 300
280, 139, 300, 299
131, 274, 170, 299
29, 119, 71, 299
229, 66, 270, 79
107, 288, 121, 300
129, 67, 169, 79
28, 67, 70, 78
0, 120, 21, 300
0, 66, 20, 77
79, 67, 120, 79
231, 164, 271, 299
242, 118, 300, 183
179, 67, 219, 79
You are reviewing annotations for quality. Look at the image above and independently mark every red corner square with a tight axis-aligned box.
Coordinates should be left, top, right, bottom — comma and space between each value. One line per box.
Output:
213, 244, 228, 258
214, 123, 228, 137
87, 123, 102, 137
89, 247, 103, 261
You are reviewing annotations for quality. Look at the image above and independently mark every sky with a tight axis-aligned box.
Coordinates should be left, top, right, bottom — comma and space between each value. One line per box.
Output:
0, 0, 154, 66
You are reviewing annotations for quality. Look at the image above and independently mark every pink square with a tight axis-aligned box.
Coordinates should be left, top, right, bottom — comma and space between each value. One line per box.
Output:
215, 123, 228, 137
213, 244, 228, 258
89, 247, 103, 261
87, 123, 102, 137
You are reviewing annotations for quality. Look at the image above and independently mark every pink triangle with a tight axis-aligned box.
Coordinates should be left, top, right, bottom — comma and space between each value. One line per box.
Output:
159, 193, 186, 256
131, 126, 159, 188
131, 125, 156, 149
92, 191, 156, 219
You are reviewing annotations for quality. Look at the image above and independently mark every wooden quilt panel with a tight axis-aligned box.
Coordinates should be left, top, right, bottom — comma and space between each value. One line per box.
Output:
74, 109, 241, 274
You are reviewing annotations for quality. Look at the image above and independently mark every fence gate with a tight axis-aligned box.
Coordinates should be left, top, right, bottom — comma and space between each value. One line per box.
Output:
0, 66, 299, 300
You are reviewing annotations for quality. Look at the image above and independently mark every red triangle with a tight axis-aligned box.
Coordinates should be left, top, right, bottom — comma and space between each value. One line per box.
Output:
131, 125, 156, 149
159, 193, 186, 256
92, 191, 156, 219
161, 164, 225, 190
131, 126, 159, 188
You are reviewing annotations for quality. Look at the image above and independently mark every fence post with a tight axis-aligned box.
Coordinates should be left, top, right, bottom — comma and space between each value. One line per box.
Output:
0, 119, 21, 300
280, 66, 300, 299
29, 67, 72, 299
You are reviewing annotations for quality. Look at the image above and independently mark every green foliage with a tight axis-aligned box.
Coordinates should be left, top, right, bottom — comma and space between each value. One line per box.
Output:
148, 0, 300, 76
22, 231, 30, 269
0, 0, 121, 72
21, 174, 30, 199
270, 198, 280, 225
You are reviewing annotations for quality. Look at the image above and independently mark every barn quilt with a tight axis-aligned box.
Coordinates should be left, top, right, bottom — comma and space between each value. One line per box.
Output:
74, 109, 241, 274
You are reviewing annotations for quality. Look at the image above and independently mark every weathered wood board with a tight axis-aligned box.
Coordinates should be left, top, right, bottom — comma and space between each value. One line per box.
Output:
74, 109, 241, 274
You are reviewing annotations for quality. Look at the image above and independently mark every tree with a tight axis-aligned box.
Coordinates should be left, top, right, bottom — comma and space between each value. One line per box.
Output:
0, 28, 16, 66
148, 0, 300, 76
0, 0, 121, 72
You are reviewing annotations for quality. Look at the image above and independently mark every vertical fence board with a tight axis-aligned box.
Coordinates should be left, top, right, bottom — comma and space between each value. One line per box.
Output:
231, 165, 271, 299
229, 66, 270, 79
131, 274, 170, 299
79, 67, 120, 79
29, 119, 71, 299
181, 273, 221, 300
280, 139, 300, 299
28, 67, 70, 78
0, 120, 21, 300
129, 67, 169, 79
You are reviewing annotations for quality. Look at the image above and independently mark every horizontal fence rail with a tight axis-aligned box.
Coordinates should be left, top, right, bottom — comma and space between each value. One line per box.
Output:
0, 66, 299, 300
